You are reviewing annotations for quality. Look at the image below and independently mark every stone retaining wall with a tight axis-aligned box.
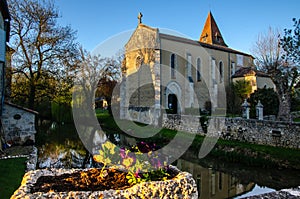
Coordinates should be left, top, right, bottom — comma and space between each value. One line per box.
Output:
162, 114, 203, 134
225, 118, 300, 148
162, 114, 300, 149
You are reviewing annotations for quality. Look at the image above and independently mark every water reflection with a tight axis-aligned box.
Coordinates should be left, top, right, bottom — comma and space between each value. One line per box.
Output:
175, 159, 255, 199
38, 140, 86, 169
37, 124, 299, 198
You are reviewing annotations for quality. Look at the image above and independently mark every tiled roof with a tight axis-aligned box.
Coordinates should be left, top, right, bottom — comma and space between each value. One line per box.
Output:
199, 11, 228, 47
4, 101, 39, 115
232, 67, 270, 78
159, 33, 253, 58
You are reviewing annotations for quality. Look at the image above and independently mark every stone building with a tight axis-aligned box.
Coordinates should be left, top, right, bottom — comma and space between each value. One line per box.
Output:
0, 0, 10, 114
0, 0, 37, 147
2, 102, 37, 145
232, 67, 275, 93
120, 12, 271, 125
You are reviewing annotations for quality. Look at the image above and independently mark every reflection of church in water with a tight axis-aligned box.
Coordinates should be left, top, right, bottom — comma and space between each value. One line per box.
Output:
176, 159, 255, 199
120, 11, 255, 124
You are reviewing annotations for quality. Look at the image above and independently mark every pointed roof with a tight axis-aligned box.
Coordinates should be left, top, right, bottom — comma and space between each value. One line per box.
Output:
199, 11, 228, 47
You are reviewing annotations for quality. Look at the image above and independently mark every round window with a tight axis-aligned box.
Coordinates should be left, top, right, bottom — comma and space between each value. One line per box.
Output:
13, 114, 21, 120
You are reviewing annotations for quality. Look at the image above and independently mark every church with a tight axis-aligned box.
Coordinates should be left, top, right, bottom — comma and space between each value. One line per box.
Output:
120, 12, 260, 125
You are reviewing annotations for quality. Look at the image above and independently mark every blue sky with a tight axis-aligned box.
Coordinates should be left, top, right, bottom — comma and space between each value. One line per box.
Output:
56, 0, 299, 56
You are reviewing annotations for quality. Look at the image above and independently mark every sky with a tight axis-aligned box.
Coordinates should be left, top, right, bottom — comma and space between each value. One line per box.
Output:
55, 0, 300, 57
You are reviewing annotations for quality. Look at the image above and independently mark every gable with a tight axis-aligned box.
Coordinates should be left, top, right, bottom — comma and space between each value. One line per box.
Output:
125, 24, 160, 53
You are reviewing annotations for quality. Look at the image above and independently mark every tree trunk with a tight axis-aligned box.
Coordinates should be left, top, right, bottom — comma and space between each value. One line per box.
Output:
277, 93, 292, 121
28, 83, 36, 110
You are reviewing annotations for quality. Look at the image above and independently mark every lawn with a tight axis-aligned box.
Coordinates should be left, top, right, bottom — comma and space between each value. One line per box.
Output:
0, 158, 27, 199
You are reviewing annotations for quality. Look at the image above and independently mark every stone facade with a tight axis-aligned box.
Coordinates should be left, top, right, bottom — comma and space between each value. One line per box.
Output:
162, 114, 300, 149
2, 102, 37, 145
120, 12, 263, 126
120, 24, 161, 125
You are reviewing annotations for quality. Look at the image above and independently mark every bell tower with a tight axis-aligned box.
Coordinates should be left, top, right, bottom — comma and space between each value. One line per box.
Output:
199, 11, 228, 47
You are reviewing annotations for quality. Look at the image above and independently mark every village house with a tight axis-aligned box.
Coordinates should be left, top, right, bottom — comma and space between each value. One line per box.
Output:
0, 0, 37, 148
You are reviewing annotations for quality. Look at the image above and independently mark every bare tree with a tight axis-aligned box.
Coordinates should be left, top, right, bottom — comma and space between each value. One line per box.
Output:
72, 48, 122, 166
251, 25, 299, 121
8, 0, 78, 109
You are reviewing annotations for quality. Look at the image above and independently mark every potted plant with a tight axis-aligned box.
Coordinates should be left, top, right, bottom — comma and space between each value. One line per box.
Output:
11, 141, 198, 198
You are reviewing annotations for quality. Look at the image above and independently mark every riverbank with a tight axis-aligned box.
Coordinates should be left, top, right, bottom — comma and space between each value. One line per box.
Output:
95, 111, 300, 170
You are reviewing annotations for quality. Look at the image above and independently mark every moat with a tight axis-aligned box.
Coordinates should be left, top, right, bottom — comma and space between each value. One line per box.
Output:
35, 122, 300, 199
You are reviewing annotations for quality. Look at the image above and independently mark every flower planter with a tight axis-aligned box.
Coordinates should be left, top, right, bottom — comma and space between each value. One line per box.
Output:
11, 165, 198, 199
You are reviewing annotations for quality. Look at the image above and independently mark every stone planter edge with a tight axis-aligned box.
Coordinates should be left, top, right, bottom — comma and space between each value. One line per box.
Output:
11, 165, 198, 199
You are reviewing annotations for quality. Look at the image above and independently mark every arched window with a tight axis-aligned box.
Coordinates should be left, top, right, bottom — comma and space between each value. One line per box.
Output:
170, 54, 176, 78
219, 61, 224, 83
231, 61, 236, 76
136, 56, 142, 69
196, 58, 201, 81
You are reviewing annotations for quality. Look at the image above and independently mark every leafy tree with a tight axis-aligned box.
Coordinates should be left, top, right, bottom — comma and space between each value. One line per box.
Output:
227, 80, 252, 116
232, 80, 252, 100
8, 0, 78, 109
251, 21, 300, 121
10, 71, 57, 118
226, 84, 241, 116
95, 55, 122, 114
249, 87, 279, 118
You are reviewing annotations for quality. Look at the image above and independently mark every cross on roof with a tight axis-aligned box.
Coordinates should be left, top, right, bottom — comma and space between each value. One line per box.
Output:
138, 12, 143, 24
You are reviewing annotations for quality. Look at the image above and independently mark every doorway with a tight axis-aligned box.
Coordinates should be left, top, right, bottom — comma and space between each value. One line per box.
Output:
168, 94, 178, 114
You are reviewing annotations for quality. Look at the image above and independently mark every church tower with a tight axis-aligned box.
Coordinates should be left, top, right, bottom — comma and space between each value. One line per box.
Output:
199, 11, 228, 47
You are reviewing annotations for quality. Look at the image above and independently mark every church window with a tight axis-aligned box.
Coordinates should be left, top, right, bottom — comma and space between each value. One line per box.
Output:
136, 56, 142, 69
231, 61, 236, 76
237, 54, 243, 66
197, 58, 201, 81
187, 53, 192, 79
170, 54, 176, 79
219, 61, 224, 83
215, 32, 220, 42
211, 58, 216, 84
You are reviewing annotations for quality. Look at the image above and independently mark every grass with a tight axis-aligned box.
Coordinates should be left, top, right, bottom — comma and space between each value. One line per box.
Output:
0, 158, 27, 199
293, 117, 300, 122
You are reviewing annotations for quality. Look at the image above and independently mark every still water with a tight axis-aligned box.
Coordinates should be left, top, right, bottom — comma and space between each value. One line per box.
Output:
37, 123, 300, 199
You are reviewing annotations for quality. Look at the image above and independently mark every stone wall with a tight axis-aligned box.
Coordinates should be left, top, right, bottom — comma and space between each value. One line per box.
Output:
224, 118, 300, 148
291, 111, 300, 120
162, 114, 203, 134
2, 102, 37, 145
124, 107, 160, 125
162, 114, 300, 149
